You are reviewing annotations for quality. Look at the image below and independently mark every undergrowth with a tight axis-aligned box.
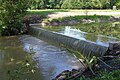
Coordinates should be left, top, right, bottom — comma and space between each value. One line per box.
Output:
46, 15, 111, 23
80, 70, 120, 80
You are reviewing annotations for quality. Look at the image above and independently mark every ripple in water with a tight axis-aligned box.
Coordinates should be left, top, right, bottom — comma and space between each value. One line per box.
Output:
20, 35, 84, 80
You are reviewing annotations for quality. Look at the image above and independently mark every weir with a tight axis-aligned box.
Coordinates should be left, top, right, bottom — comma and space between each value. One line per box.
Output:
28, 24, 120, 58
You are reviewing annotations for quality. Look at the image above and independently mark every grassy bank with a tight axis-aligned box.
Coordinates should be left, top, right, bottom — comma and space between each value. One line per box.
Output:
70, 9, 120, 12
80, 70, 120, 80
95, 70, 120, 80
27, 9, 69, 16
43, 15, 111, 26
27, 9, 120, 16
26, 9, 120, 25
48, 15, 110, 22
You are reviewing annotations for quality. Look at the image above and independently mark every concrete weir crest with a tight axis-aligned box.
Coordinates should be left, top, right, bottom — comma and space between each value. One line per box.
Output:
28, 24, 120, 58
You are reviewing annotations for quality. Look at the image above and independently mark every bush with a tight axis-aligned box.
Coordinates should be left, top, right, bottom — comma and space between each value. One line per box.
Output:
61, 0, 71, 9
61, 0, 83, 9
0, 0, 31, 36
116, 2, 120, 9
95, 70, 120, 80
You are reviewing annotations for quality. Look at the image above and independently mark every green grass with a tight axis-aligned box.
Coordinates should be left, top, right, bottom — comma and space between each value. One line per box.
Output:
79, 70, 120, 80
64, 15, 110, 20
48, 15, 111, 22
70, 9, 120, 12
27, 9, 69, 16
95, 70, 120, 80
27, 9, 120, 17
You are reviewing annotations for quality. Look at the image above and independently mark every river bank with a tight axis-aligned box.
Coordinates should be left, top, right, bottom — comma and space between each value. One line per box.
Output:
42, 15, 119, 26
28, 24, 120, 80
24, 14, 120, 26
22, 10, 120, 80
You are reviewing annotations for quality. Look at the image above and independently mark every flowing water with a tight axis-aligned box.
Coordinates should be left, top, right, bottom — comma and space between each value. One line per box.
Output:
0, 35, 84, 80
44, 22, 120, 46
20, 35, 84, 80
0, 22, 120, 80
60, 26, 119, 47
44, 22, 120, 38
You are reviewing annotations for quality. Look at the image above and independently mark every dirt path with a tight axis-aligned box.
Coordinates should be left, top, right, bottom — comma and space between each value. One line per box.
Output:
48, 11, 120, 19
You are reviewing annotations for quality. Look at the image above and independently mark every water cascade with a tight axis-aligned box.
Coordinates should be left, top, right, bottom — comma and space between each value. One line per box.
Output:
28, 25, 120, 58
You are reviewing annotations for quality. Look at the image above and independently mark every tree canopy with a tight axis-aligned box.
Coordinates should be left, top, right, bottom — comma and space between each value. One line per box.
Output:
0, 0, 31, 35
30, 0, 120, 9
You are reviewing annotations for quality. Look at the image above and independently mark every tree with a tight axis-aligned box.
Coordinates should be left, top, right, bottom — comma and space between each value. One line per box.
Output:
90, 0, 102, 9
116, 0, 120, 9
48, 0, 62, 9
61, 0, 71, 9
31, 0, 44, 9
0, 0, 31, 35
61, 0, 83, 9
30, 0, 63, 9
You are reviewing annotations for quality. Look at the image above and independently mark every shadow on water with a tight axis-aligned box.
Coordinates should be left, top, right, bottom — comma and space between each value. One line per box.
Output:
0, 36, 44, 80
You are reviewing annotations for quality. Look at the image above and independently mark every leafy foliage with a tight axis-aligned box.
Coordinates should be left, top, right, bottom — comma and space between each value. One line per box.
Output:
30, 0, 63, 9
61, 0, 83, 9
79, 70, 120, 80
95, 70, 120, 80
0, 0, 31, 36
61, 0, 111, 9
116, 1, 120, 9
30, 0, 120, 9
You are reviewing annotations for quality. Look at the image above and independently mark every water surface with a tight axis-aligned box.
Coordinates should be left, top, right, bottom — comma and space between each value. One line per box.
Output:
43, 22, 120, 46
0, 36, 44, 80
20, 35, 84, 80
44, 22, 120, 38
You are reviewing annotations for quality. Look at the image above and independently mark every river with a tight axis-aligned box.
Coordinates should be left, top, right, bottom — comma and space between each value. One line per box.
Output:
0, 35, 83, 80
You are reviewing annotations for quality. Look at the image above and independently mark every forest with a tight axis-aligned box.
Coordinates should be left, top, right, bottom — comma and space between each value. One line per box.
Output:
30, 0, 120, 9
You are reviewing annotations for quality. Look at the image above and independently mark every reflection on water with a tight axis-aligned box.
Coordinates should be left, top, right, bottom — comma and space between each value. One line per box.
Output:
43, 22, 120, 47
0, 50, 4, 60
20, 35, 84, 80
0, 35, 84, 80
44, 22, 120, 38
60, 26, 119, 46
0, 36, 44, 80
77, 22, 120, 38
0, 50, 4, 70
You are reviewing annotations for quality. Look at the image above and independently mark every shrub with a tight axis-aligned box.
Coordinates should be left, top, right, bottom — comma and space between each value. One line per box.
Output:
116, 2, 120, 9
95, 70, 120, 80
0, 0, 31, 36
61, 0, 83, 9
